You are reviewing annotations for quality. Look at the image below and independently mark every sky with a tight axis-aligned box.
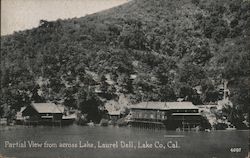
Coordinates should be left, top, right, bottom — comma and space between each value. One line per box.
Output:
1, 0, 129, 36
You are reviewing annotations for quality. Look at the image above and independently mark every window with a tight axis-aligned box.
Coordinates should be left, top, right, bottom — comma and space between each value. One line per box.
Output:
150, 114, 154, 119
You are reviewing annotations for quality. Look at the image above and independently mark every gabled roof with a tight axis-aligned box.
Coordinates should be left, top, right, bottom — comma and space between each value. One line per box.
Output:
130, 102, 198, 110
20, 107, 27, 113
31, 103, 64, 114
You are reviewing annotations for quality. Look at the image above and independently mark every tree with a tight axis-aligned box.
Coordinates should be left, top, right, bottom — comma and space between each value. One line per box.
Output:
159, 85, 176, 101
99, 75, 108, 93
77, 87, 103, 123
201, 80, 220, 103
31, 84, 46, 103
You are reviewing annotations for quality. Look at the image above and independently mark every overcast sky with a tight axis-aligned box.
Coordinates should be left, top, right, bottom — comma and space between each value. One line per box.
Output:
1, 0, 129, 36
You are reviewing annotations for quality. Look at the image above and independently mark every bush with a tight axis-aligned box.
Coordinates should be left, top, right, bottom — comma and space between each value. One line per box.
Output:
99, 118, 109, 126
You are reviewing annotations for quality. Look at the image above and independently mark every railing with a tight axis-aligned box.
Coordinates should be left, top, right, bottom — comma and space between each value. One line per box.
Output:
129, 117, 167, 122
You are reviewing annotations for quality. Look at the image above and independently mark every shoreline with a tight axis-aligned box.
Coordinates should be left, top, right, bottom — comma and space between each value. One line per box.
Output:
0, 124, 248, 132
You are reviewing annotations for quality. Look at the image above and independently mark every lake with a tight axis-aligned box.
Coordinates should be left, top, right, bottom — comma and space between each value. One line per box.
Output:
0, 125, 248, 158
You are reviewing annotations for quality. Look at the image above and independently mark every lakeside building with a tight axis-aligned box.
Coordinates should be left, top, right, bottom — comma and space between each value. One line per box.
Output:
128, 102, 203, 130
108, 110, 122, 122
15, 107, 27, 124
22, 103, 65, 125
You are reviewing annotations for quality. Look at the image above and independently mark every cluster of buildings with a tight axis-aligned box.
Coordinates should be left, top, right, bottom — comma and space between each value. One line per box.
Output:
14, 101, 209, 130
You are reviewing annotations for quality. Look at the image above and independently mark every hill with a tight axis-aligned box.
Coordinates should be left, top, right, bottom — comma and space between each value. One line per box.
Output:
1, 0, 249, 126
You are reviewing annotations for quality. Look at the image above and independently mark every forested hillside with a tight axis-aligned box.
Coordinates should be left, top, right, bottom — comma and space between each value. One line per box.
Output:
1, 0, 249, 126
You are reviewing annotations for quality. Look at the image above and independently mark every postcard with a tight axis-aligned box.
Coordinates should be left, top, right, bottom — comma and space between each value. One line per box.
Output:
0, 0, 249, 158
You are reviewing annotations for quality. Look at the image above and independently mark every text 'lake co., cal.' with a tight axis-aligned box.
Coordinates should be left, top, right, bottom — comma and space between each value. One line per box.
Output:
97, 140, 180, 149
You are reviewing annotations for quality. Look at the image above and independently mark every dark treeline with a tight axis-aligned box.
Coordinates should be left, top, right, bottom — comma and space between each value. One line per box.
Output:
0, 0, 249, 126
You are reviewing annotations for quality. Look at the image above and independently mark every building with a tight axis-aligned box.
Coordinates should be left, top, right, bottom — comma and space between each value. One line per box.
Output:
128, 102, 202, 130
0, 118, 7, 125
15, 107, 27, 124
22, 103, 64, 125
108, 111, 121, 122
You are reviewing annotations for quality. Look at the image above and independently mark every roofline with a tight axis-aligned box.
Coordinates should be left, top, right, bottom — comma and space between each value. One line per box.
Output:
30, 103, 64, 114
130, 107, 198, 110
129, 101, 198, 110
130, 107, 166, 110
135, 101, 193, 104
30, 103, 39, 113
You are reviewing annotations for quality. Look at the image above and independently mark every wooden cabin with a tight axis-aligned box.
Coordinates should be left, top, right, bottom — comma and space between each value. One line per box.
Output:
22, 103, 64, 125
128, 102, 202, 130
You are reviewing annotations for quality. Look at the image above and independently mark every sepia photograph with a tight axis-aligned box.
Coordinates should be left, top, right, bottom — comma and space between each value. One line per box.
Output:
0, 0, 249, 157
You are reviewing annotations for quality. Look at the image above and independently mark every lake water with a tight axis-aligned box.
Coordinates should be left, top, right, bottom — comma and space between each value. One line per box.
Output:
0, 125, 248, 158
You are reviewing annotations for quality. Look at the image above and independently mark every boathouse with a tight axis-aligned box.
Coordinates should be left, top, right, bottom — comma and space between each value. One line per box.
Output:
128, 102, 202, 130
22, 103, 64, 125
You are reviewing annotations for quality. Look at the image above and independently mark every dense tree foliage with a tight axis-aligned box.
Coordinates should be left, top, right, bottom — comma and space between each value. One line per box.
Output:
1, 0, 249, 126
